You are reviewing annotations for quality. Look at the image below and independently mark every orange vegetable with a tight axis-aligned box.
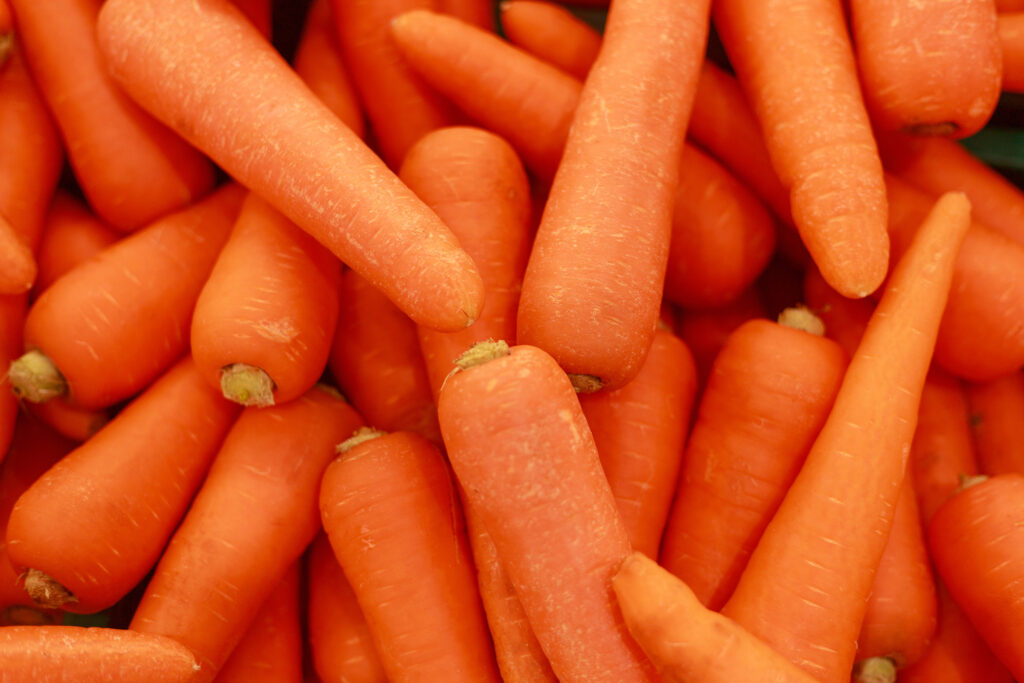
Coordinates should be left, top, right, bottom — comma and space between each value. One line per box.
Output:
965, 371, 1024, 476
32, 192, 119, 296
499, 0, 602, 80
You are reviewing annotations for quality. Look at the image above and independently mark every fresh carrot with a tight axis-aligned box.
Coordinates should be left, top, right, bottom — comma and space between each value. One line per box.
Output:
0, 0, 10, 66
438, 342, 658, 681
0, 214, 34, 295
31, 192, 120, 296
7, 184, 244, 409
25, 397, 110, 443
1001, 12, 1024, 92
0, 294, 25, 456
578, 327, 698, 558
499, 0, 602, 80
612, 552, 822, 683
96, 0, 484, 333
229, 0, 271, 37
399, 126, 533, 401
659, 310, 846, 610
928, 474, 1024, 680
9, 0, 215, 231
719, 192, 971, 681
965, 371, 1024, 476
191, 192, 341, 407
328, 268, 442, 444
439, 0, 495, 30
802, 266, 875, 359
320, 429, 501, 683
0, 625, 203, 682
307, 533, 387, 683
5, 356, 240, 614
998, 0, 1024, 8
713, 0, 889, 299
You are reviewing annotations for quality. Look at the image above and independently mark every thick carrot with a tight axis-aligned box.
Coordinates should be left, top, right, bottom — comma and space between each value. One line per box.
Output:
802, 266, 875, 359
965, 371, 1024, 476
439, 0, 495, 30
499, 0, 602, 80
7, 184, 244, 409
613, 552, 822, 683
320, 429, 501, 683
713, 0, 889, 299
719, 193, 971, 681
191, 192, 341, 407
1001, 12, 1024, 92
674, 287, 766, 392
928, 474, 1024, 680
578, 328, 698, 558
438, 342, 658, 681
5, 356, 240, 614
0, 214, 34, 295
96, 0, 484, 332
399, 126, 533, 400
9, 0, 215, 231
32, 192, 120, 296
659, 311, 846, 610
0, 626, 202, 682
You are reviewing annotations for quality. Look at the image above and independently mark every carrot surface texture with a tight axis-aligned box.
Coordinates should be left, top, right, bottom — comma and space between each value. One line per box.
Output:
966, 371, 1024, 476
32, 192, 120, 296
95, 0, 484, 333
719, 192, 971, 682
499, 0, 602, 80
1002, 12, 1024, 92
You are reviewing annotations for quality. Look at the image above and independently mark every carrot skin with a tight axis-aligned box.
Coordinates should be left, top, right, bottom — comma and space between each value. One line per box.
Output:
965, 371, 1024, 476
499, 0, 602, 80
32, 192, 120, 296
675, 288, 767, 393
1001, 12, 1024, 92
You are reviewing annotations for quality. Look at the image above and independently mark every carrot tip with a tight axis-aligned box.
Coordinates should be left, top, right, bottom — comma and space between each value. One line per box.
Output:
957, 473, 988, 492
219, 363, 275, 407
0, 605, 60, 626
852, 656, 897, 683
315, 383, 346, 402
777, 305, 825, 336
21, 569, 77, 610
337, 426, 387, 454
7, 350, 67, 403
453, 339, 511, 371
904, 122, 959, 138
568, 373, 603, 394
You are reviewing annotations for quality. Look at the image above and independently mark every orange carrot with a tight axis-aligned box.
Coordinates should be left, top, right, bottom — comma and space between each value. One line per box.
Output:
659, 311, 846, 610
713, 0, 889, 299
96, 0, 484, 332
320, 429, 501, 683
8, 184, 244, 409
802, 266, 875, 359
965, 371, 1024, 476
0, 294, 25, 456
438, 342, 658, 681
675, 287, 767, 392
399, 126, 533, 401
998, 0, 1024, 8
25, 397, 110, 443
439, 0, 495, 30
5, 356, 240, 614
499, 0, 602, 80
32, 192, 120, 296
229, 0, 271, 37
719, 193, 971, 681
612, 552, 822, 683
0, 213, 34, 295
1001, 12, 1024, 92
0, 0, 10, 66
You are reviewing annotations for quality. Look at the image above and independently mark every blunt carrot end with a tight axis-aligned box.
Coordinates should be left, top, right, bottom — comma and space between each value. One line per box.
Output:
336, 426, 387, 454
853, 656, 897, 683
777, 306, 826, 336
8, 350, 67, 403
219, 363, 275, 407
21, 568, 77, 610
569, 374, 603, 394
453, 340, 511, 371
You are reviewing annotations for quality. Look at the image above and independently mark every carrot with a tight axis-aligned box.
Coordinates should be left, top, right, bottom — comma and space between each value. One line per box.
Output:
7, 184, 244, 409
0, 213, 34, 295
307, 533, 387, 683
5, 356, 240, 614
713, 0, 889, 299
25, 397, 110, 443
0, 625, 202, 682
517, 0, 712, 392
95, 0, 484, 333
928, 474, 1024, 680
438, 342, 658, 681
612, 552, 822, 683
191, 192, 341, 407
719, 192, 971, 681
578, 328, 698, 558
399, 126, 533, 401
965, 371, 1024, 476
229, 0, 271, 37
320, 429, 501, 683
9, 0, 215, 231
1001, 12, 1024, 92
499, 0, 602, 80
802, 266, 875, 359
32, 192, 120, 296
292, 0, 366, 138
0, 295, 25, 457
439, 0, 495, 30
0, 0, 10, 66
328, 268, 442, 444
998, 0, 1024, 8
659, 310, 846, 610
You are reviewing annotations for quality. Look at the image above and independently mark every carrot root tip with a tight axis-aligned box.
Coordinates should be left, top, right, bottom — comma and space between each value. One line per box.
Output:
957, 473, 988, 492
337, 426, 388, 454
777, 305, 826, 336
219, 363, 275, 407
904, 122, 959, 138
7, 350, 67, 403
0, 33, 11, 68
315, 383, 346, 402
453, 339, 511, 371
569, 373, 603, 394
0, 605, 60, 626
852, 656, 897, 683
21, 569, 77, 610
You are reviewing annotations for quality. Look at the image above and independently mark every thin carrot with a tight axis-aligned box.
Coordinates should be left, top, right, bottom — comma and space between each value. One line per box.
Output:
1001, 12, 1024, 92
320, 429, 502, 683
439, 0, 495, 30
96, 0, 484, 332
25, 397, 110, 443
659, 310, 846, 610
4, 356, 240, 614
713, 0, 889, 299
802, 266, 875, 359
229, 0, 271, 37
0, 213, 34, 295
7, 184, 244, 409
32, 192, 120, 296
965, 371, 1024, 476
499, 0, 602, 80
438, 342, 658, 681
719, 192, 971, 681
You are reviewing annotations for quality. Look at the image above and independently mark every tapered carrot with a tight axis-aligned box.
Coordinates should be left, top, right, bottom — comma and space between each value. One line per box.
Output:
439, 0, 495, 30
9, 0, 215, 231
25, 397, 110, 443
965, 371, 1024, 476
0, 626, 202, 682
399, 126, 533, 401
675, 287, 766, 392
613, 553, 822, 683
499, 0, 602, 80
130, 386, 363, 680
7, 184, 244, 409
659, 311, 846, 610
928, 474, 1024, 680
32, 192, 120, 296
718, 193, 971, 682
802, 266, 875, 359
191, 192, 341, 407
438, 342, 658, 681
1001, 12, 1024, 92
96, 0, 484, 333
5, 356, 240, 614
713, 0, 889, 299
307, 533, 387, 683
320, 429, 501, 683
229, 0, 271, 37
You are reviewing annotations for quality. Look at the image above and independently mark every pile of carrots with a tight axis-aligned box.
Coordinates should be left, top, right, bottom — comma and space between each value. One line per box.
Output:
2, 0, 1024, 680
